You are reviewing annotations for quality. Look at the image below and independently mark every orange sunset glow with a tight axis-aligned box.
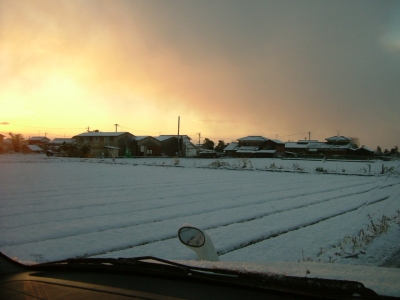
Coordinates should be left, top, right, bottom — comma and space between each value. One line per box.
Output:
1, 0, 399, 149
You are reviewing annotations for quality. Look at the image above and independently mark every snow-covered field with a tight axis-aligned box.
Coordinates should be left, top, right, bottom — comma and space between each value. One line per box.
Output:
1, 154, 399, 267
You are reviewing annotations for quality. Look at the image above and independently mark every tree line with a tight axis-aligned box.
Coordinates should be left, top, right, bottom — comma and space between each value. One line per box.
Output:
202, 138, 228, 152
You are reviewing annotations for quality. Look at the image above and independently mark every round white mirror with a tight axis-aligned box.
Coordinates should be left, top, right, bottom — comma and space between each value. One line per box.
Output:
178, 227, 205, 247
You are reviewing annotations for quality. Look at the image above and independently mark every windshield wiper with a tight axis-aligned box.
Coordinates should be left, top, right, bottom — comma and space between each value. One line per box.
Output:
37, 256, 193, 275
36, 256, 378, 298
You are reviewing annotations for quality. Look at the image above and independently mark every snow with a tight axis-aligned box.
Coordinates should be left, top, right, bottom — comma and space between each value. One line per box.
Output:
27, 145, 43, 151
0, 154, 399, 294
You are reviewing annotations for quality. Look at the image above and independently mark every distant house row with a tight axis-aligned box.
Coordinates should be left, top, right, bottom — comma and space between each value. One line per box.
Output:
224, 135, 374, 158
71, 132, 198, 158
285, 136, 375, 157
1, 132, 376, 158
224, 136, 285, 158
1, 132, 197, 157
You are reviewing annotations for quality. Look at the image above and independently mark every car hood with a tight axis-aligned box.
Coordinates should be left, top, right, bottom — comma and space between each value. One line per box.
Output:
175, 260, 400, 297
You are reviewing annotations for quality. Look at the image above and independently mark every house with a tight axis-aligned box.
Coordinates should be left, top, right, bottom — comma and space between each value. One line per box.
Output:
349, 146, 375, 157
223, 142, 238, 157
184, 141, 199, 157
73, 132, 135, 158
233, 136, 285, 158
325, 136, 353, 144
26, 145, 44, 153
48, 138, 76, 150
1, 138, 12, 152
316, 136, 358, 156
27, 136, 50, 150
285, 136, 369, 158
198, 149, 217, 158
285, 140, 321, 156
134, 136, 162, 156
155, 135, 192, 156
0, 134, 5, 153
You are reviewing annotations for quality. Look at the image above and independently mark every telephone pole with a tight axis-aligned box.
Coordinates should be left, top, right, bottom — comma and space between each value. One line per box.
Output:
114, 124, 119, 132
197, 133, 201, 146
177, 116, 180, 155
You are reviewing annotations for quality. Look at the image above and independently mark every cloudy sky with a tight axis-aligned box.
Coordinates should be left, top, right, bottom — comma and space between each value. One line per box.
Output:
1, 0, 399, 149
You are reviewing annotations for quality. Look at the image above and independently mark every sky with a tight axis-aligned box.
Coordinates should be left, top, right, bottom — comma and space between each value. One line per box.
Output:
0, 0, 399, 149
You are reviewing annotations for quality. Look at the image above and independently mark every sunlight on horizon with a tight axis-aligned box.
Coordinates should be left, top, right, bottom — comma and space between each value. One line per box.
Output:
1, 0, 399, 149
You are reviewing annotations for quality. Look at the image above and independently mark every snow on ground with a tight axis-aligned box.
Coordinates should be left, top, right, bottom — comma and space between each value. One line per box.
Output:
0, 154, 399, 268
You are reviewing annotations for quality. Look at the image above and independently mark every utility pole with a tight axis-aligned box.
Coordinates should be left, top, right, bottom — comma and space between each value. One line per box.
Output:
114, 124, 119, 132
177, 116, 180, 155
197, 133, 201, 146
308, 131, 311, 141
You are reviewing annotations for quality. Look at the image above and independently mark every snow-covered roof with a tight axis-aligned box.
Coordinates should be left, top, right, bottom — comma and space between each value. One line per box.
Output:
155, 135, 191, 141
325, 136, 352, 143
199, 149, 216, 153
223, 142, 238, 151
307, 142, 353, 150
28, 136, 50, 141
238, 146, 259, 151
257, 150, 276, 153
296, 140, 319, 144
50, 138, 75, 144
236, 146, 259, 153
285, 151, 298, 155
287, 141, 354, 150
360, 146, 374, 152
350, 146, 375, 153
285, 142, 308, 149
27, 145, 43, 151
185, 142, 199, 149
270, 139, 284, 144
74, 132, 131, 137
307, 142, 327, 149
134, 136, 151, 141
237, 136, 269, 142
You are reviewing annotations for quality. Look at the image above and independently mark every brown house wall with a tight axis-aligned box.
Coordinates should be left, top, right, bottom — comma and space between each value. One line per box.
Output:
160, 138, 179, 156
74, 133, 135, 158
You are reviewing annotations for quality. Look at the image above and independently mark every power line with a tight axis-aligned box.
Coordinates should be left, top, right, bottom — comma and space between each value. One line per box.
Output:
277, 132, 309, 137
7, 123, 85, 130
118, 125, 160, 135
